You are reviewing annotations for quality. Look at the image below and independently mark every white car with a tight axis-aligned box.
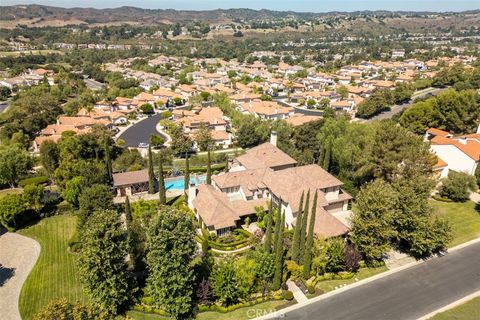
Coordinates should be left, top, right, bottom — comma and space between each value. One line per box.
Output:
138, 143, 149, 148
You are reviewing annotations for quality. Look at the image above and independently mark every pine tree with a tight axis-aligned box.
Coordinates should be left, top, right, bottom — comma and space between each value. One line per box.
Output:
148, 145, 155, 194
184, 152, 190, 201
291, 191, 305, 263
158, 156, 166, 205
206, 149, 212, 185
303, 190, 318, 278
264, 200, 273, 253
125, 196, 132, 224
299, 190, 310, 260
272, 209, 285, 290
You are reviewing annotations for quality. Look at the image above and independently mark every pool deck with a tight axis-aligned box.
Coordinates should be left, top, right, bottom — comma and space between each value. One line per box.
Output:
113, 189, 183, 204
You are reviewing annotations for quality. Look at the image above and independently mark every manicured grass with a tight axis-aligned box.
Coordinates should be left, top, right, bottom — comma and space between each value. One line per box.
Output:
431, 296, 480, 320
127, 300, 290, 320
18, 214, 87, 320
314, 266, 388, 293
430, 200, 480, 247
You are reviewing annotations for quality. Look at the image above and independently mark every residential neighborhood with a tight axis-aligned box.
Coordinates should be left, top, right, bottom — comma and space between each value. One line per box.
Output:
0, 3, 480, 320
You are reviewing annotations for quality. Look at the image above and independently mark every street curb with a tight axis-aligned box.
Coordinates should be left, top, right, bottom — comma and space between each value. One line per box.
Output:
254, 237, 480, 319
417, 290, 480, 320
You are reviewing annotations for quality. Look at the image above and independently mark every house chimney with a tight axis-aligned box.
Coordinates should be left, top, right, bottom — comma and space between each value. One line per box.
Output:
270, 131, 277, 147
458, 137, 468, 145
477, 124, 480, 134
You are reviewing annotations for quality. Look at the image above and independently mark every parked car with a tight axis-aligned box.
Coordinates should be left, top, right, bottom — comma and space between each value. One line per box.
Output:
138, 143, 149, 148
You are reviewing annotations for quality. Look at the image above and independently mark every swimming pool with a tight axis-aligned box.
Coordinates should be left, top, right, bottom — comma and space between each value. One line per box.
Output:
165, 175, 206, 190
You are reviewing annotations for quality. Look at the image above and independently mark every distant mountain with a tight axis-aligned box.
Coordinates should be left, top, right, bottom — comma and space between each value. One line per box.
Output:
1, 4, 478, 26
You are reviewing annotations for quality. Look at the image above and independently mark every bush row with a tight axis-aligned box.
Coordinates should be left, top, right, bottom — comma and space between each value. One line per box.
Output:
18, 176, 49, 187
196, 234, 250, 251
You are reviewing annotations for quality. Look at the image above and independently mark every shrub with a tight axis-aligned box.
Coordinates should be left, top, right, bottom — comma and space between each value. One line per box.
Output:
306, 284, 315, 294
439, 171, 477, 202
18, 176, 49, 187
283, 291, 294, 301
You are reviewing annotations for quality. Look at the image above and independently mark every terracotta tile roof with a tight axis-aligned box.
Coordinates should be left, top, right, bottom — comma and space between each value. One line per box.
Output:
286, 114, 322, 127
431, 135, 480, 161
236, 142, 297, 170
113, 169, 149, 187
312, 207, 349, 238
427, 128, 451, 137
240, 100, 293, 117
433, 156, 448, 169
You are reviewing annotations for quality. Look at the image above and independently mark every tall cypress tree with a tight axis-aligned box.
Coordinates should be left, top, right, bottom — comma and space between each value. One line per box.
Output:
104, 138, 113, 182
303, 190, 318, 278
322, 139, 332, 171
299, 190, 310, 261
125, 196, 132, 224
291, 191, 305, 263
206, 149, 212, 185
158, 156, 166, 205
272, 209, 285, 290
148, 145, 155, 194
184, 152, 190, 201
264, 200, 273, 253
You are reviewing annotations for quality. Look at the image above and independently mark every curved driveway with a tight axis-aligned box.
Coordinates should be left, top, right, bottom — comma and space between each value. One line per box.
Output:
118, 113, 164, 147
0, 231, 41, 320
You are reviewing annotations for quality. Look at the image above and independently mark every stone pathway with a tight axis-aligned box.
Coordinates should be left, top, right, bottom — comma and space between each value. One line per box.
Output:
0, 231, 41, 320
469, 192, 480, 203
286, 279, 308, 303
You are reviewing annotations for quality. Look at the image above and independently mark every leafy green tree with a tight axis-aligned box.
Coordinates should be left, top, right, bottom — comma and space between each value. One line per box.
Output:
195, 124, 214, 152
33, 299, 109, 320
78, 184, 114, 228
440, 171, 478, 202
62, 176, 84, 208
337, 85, 348, 99
211, 258, 240, 306
302, 190, 318, 278
40, 140, 60, 182
170, 124, 192, 155
148, 146, 155, 194
23, 184, 45, 213
113, 149, 145, 172
235, 256, 257, 299
291, 191, 304, 263
350, 180, 397, 261
150, 135, 165, 148
146, 207, 196, 319
78, 210, 133, 315
0, 144, 32, 187
325, 239, 346, 273
0, 193, 27, 231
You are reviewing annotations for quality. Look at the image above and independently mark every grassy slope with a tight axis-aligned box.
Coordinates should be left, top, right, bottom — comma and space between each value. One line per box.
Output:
18, 214, 87, 320
430, 200, 480, 247
431, 296, 480, 320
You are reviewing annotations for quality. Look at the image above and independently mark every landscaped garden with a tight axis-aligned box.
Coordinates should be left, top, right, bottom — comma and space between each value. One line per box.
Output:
430, 200, 480, 247
18, 214, 87, 320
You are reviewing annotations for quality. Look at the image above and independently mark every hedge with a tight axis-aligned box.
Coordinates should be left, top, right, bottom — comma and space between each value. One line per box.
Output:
19, 176, 49, 187
431, 194, 454, 202
195, 234, 250, 251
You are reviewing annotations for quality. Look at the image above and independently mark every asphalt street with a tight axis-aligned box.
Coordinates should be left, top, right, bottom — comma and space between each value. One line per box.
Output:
118, 113, 163, 147
275, 241, 480, 320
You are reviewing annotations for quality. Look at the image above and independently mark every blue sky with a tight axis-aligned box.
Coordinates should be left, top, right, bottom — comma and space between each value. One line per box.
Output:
2, 0, 479, 12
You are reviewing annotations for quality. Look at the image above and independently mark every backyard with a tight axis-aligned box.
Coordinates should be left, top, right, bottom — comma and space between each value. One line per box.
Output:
18, 214, 87, 320
430, 200, 480, 247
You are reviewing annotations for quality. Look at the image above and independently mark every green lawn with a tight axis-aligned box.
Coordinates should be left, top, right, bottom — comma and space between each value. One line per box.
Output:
127, 300, 290, 320
18, 214, 87, 320
314, 266, 388, 294
430, 200, 480, 247
431, 296, 480, 320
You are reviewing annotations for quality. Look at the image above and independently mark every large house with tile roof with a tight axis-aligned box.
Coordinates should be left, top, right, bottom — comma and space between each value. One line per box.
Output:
425, 127, 480, 177
188, 133, 352, 237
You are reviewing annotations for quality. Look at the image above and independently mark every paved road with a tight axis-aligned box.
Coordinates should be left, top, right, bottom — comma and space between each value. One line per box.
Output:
365, 88, 445, 122
118, 113, 163, 147
0, 99, 12, 113
0, 230, 41, 320
83, 78, 105, 91
272, 241, 480, 320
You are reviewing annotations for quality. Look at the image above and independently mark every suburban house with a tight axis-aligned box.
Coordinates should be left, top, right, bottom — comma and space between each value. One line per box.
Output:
425, 127, 480, 177
189, 133, 352, 237
112, 169, 154, 197
238, 100, 294, 120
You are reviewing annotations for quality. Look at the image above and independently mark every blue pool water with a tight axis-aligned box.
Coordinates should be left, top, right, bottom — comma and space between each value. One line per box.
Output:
165, 175, 206, 190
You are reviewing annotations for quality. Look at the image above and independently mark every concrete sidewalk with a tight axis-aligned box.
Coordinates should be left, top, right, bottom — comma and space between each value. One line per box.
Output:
286, 280, 308, 303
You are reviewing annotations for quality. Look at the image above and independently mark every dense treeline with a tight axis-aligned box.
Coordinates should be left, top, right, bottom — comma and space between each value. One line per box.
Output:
355, 83, 414, 118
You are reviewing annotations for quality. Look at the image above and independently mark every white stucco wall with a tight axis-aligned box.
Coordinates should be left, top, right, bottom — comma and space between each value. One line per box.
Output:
431, 145, 477, 175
